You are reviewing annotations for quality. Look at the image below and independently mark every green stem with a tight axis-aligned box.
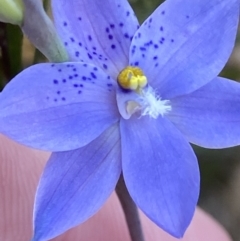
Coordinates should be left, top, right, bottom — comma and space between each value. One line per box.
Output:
21, 0, 68, 62
116, 174, 145, 241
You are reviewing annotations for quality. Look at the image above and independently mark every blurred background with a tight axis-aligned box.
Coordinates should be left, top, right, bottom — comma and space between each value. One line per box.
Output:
0, 0, 240, 240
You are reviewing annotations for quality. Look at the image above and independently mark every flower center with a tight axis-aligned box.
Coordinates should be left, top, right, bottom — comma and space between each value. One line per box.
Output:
117, 66, 147, 92
117, 66, 172, 119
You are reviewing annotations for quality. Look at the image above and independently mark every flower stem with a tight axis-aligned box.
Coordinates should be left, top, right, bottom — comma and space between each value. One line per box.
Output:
21, 0, 68, 63
115, 174, 145, 241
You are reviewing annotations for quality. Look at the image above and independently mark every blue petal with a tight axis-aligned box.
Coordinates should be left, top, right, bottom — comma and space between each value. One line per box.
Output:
0, 63, 119, 151
120, 116, 199, 237
32, 124, 121, 241
167, 77, 240, 148
130, 0, 239, 98
52, 0, 139, 79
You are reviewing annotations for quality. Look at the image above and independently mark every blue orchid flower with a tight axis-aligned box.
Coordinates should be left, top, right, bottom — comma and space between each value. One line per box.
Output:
0, 0, 239, 240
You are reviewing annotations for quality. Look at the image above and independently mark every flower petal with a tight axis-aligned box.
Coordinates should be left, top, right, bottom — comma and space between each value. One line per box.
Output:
167, 77, 240, 148
52, 0, 139, 78
0, 63, 119, 151
32, 124, 121, 241
120, 116, 199, 237
130, 0, 239, 98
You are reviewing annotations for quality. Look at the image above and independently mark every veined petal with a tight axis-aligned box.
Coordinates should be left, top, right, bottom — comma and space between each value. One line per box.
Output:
167, 77, 240, 148
130, 0, 239, 98
52, 0, 139, 79
0, 63, 119, 151
32, 124, 121, 241
120, 116, 199, 237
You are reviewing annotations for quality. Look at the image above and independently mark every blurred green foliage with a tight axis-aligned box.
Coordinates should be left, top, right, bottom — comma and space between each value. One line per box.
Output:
129, 0, 164, 22
0, 23, 22, 89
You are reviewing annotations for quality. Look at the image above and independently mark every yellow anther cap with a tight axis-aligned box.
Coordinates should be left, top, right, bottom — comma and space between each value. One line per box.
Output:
117, 66, 147, 91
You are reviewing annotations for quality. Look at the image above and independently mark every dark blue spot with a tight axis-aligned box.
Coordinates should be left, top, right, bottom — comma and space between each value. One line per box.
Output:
51, 64, 55, 67
78, 17, 82, 21
119, 22, 124, 27
93, 67, 98, 71
69, 75, 73, 80
53, 79, 58, 84
106, 27, 110, 33
93, 46, 97, 50
88, 53, 93, 59
64, 42, 68, 46
57, 91, 61, 95
107, 83, 113, 87
154, 44, 159, 49
75, 51, 80, 57
78, 42, 82, 46
126, 11, 130, 16
73, 84, 79, 88
80, 84, 84, 87
134, 61, 139, 66
63, 22, 67, 26
74, 74, 79, 77
108, 35, 113, 40
91, 72, 97, 79
78, 90, 82, 94
73, 68, 77, 71
144, 40, 153, 47
54, 98, 58, 102
186, 15, 190, 19
161, 11, 165, 15
93, 52, 97, 55
149, 18, 152, 23
138, 32, 141, 38
82, 76, 87, 80
110, 24, 115, 29
153, 56, 158, 60
140, 47, 146, 51
83, 64, 88, 67
62, 97, 66, 101
88, 35, 92, 41
62, 79, 66, 83
103, 64, 108, 69
142, 54, 145, 58
155, 63, 159, 67
70, 37, 75, 42
171, 39, 174, 43
111, 44, 116, 49
160, 26, 164, 31
124, 33, 129, 38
